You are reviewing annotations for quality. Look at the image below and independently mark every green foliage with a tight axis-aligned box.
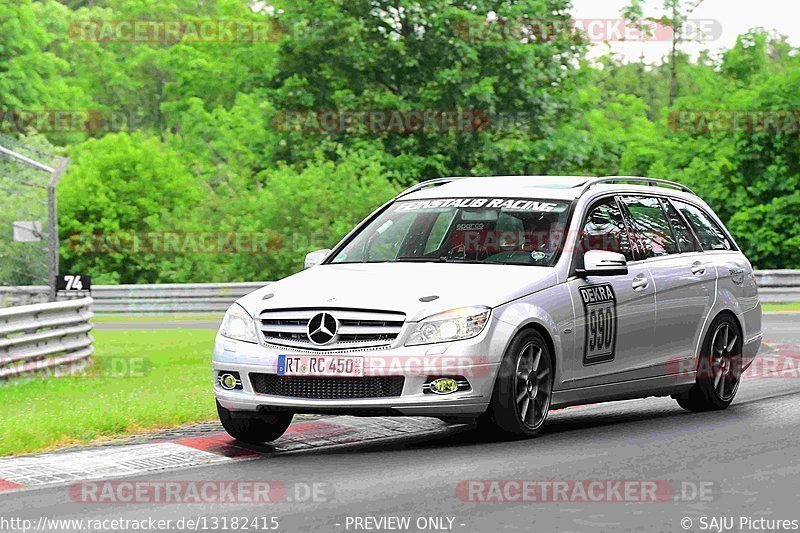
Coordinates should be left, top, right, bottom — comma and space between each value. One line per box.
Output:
58, 132, 208, 283
268, 0, 587, 181
0, 1, 795, 282
729, 193, 800, 269
0, 1, 79, 111
218, 151, 401, 280
57, 141, 398, 282
514, 26, 796, 269
611, 32, 800, 267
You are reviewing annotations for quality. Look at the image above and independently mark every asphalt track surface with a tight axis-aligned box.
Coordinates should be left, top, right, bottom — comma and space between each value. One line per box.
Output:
2, 314, 799, 533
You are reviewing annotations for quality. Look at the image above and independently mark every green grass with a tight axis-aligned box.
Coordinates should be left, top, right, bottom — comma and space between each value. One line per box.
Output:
91, 313, 223, 323
762, 302, 800, 313
0, 328, 217, 457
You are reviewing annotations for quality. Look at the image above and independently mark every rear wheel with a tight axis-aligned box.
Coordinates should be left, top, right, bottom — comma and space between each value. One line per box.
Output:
675, 314, 742, 412
217, 401, 293, 443
478, 330, 553, 438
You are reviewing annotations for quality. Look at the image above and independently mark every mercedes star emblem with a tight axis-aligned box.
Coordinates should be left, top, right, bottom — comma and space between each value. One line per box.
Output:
307, 312, 338, 345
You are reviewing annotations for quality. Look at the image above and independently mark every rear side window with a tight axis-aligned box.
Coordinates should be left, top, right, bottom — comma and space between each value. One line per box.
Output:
620, 196, 678, 258
672, 200, 732, 251
580, 198, 634, 261
661, 199, 700, 253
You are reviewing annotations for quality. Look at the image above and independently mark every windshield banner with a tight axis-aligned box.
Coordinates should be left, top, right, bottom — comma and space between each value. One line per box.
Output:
396, 198, 564, 212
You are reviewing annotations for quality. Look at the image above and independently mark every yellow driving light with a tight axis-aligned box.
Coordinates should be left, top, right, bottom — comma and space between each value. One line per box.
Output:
219, 373, 241, 390
430, 378, 459, 395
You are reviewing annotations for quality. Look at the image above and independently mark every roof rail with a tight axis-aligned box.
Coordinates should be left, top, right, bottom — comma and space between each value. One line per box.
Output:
577, 176, 696, 196
395, 177, 463, 199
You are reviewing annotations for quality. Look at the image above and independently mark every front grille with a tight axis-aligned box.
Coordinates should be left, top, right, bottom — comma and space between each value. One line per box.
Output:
250, 374, 405, 399
259, 308, 405, 350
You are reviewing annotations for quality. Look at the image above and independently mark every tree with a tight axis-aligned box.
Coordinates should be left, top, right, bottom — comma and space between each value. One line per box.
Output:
722, 29, 793, 83
267, 0, 587, 183
12, 0, 797, 280
0, 1, 82, 114
622, 0, 705, 104
607, 30, 800, 268
58, 132, 212, 283
221, 151, 400, 280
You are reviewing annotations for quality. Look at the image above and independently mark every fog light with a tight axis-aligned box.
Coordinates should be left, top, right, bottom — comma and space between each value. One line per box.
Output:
218, 372, 242, 390
423, 376, 471, 395
430, 378, 459, 395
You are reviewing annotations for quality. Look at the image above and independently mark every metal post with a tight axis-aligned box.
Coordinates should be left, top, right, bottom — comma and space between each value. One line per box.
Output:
48, 158, 69, 302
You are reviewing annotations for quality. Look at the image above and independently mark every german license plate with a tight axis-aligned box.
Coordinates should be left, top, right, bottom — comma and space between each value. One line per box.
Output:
277, 355, 364, 377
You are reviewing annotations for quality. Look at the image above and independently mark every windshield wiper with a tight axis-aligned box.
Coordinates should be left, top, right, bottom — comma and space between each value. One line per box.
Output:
395, 256, 489, 264
395, 256, 450, 262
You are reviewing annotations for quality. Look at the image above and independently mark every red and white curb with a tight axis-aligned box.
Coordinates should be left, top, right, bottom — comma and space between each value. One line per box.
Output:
0, 417, 448, 494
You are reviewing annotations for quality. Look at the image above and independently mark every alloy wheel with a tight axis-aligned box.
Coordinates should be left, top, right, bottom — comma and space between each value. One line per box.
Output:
514, 341, 552, 430
709, 322, 741, 402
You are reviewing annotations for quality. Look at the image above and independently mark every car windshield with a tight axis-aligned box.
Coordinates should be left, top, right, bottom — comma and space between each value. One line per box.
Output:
330, 197, 572, 266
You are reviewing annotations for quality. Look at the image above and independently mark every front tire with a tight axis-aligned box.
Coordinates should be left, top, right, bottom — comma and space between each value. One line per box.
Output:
675, 314, 742, 412
478, 330, 553, 439
217, 401, 293, 444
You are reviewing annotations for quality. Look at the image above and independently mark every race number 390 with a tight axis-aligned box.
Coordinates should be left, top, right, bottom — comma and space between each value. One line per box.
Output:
579, 284, 617, 365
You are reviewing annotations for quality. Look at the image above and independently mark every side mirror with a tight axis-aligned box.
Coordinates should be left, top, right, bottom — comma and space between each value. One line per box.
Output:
304, 249, 331, 269
577, 250, 628, 277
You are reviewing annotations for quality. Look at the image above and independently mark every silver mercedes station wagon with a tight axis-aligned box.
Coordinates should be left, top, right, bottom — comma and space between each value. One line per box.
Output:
213, 176, 762, 442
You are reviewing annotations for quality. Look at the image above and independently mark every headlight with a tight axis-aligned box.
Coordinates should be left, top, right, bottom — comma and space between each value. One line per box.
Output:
405, 306, 491, 346
219, 304, 259, 344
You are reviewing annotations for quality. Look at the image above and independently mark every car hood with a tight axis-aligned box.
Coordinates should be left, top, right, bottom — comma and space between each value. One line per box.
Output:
237, 262, 558, 322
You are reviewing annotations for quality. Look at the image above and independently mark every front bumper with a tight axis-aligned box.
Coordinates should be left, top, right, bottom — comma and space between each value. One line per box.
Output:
212, 323, 509, 418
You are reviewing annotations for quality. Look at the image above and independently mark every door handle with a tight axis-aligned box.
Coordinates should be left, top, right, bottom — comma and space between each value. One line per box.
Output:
691, 261, 706, 276
632, 275, 649, 291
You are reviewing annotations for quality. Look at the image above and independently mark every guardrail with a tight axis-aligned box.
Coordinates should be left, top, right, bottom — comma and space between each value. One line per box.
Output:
0, 282, 269, 313
0, 297, 94, 380
754, 270, 800, 303
89, 282, 269, 313
0, 286, 49, 308
1, 271, 798, 314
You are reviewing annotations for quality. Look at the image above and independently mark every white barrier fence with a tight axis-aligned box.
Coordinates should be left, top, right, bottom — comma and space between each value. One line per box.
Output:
0, 297, 94, 380
0, 271, 798, 314
0, 282, 269, 312
754, 270, 800, 303
87, 282, 270, 313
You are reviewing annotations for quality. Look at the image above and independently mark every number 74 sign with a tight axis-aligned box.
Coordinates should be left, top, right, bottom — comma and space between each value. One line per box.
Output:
56, 274, 92, 292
